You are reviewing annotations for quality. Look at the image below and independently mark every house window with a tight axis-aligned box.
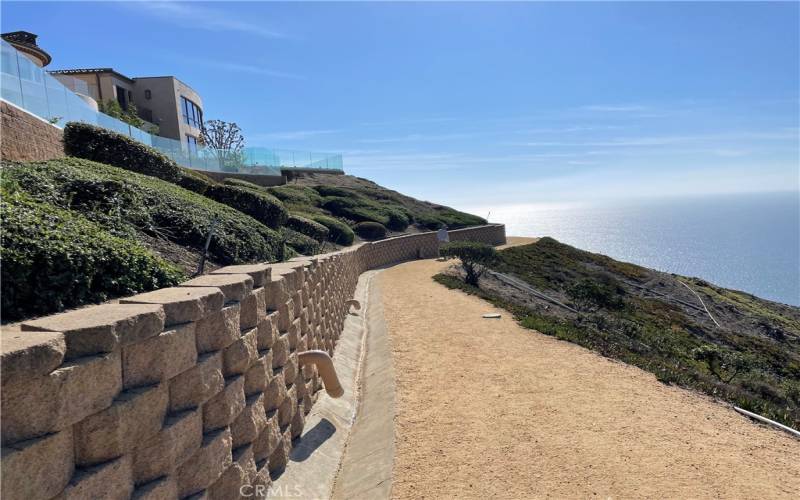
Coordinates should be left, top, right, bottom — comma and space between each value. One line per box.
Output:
181, 96, 202, 128
186, 135, 198, 155
115, 85, 129, 110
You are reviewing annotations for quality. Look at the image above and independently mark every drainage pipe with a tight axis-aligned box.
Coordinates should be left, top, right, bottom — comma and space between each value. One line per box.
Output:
733, 407, 800, 440
298, 350, 344, 398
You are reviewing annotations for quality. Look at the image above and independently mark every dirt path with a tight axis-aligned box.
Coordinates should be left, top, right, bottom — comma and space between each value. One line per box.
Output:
379, 243, 800, 499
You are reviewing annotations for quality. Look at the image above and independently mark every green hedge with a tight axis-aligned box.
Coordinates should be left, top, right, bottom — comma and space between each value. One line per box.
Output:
2, 159, 284, 266
353, 221, 387, 240
178, 168, 216, 195
223, 178, 264, 191
267, 185, 323, 208
282, 228, 320, 256
308, 214, 355, 246
206, 184, 288, 229
384, 207, 411, 231
1, 189, 182, 321
63, 122, 182, 183
286, 213, 329, 242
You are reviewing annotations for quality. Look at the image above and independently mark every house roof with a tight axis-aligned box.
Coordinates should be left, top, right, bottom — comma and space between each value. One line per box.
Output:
1, 31, 52, 66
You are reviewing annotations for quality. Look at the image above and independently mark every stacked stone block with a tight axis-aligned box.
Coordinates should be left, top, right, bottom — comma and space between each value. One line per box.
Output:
1, 225, 505, 499
1, 100, 65, 162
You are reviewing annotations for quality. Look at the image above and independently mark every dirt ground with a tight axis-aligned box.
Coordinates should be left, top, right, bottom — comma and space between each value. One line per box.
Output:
379, 237, 800, 499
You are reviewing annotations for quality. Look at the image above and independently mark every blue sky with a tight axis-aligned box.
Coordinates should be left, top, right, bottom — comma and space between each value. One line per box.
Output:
3, 1, 798, 211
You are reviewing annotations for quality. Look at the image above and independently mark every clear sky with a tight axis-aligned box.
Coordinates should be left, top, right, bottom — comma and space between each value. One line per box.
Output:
3, 1, 798, 211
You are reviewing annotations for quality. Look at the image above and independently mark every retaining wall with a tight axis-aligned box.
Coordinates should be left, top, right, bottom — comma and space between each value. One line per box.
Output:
0, 224, 504, 500
1, 100, 65, 162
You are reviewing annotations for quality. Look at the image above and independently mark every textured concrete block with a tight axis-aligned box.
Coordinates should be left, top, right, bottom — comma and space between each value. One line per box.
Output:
267, 428, 292, 474
252, 411, 281, 462
0, 328, 65, 384
0, 429, 74, 500
283, 352, 299, 386
276, 299, 294, 332
271, 334, 289, 369
291, 403, 306, 439
132, 476, 178, 500
74, 383, 168, 466
203, 375, 246, 432
263, 277, 289, 312
133, 408, 202, 485
169, 351, 224, 412
207, 444, 256, 500
123, 323, 196, 389
59, 456, 133, 500
278, 385, 298, 428
257, 313, 278, 350
21, 303, 164, 359
195, 304, 240, 354
176, 428, 233, 498
223, 327, 258, 376
211, 263, 271, 288
1, 351, 121, 444
231, 393, 268, 448
181, 273, 253, 303
264, 370, 286, 412
239, 286, 267, 330
244, 351, 273, 396
122, 287, 223, 326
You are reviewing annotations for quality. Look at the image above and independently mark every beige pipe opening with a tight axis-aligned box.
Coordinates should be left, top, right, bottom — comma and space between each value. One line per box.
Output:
298, 350, 344, 398
345, 299, 361, 313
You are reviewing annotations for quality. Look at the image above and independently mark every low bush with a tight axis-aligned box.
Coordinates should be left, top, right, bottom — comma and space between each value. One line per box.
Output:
384, 207, 411, 231
321, 196, 390, 225
286, 213, 329, 242
177, 168, 215, 195
223, 178, 263, 191
206, 184, 288, 229
440, 241, 499, 286
63, 122, 182, 183
281, 228, 320, 255
268, 185, 323, 208
1, 189, 182, 321
353, 221, 387, 240
2, 159, 283, 266
308, 214, 355, 246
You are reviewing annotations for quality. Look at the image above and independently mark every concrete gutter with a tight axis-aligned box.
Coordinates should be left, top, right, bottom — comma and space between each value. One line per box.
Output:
270, 269, 394, 499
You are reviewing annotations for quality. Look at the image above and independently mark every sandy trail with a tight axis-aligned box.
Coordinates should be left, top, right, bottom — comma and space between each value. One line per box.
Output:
379, 239, 799, 499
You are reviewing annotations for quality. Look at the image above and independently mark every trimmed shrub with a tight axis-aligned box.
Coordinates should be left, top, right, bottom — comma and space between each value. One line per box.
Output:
223, 178, 263, 191
206, 184, 288, 229
63, 122, 182, 183
178, 168, 215, 195
415, 214, 444, 230
282, 228, 320, 256
308, 214, 355, 246
440, 241, 498, 286
353, 221, 387, 240
384, 208, 411, 231
286, 213, 329, 242
2, 159, 283, 266
268, 185, 323, 207
1, 189, 182, 321
321, 196, 390, 225
313, 185, 353, 198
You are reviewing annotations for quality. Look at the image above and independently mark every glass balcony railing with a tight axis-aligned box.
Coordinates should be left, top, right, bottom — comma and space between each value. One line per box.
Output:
0, 40, 343, 176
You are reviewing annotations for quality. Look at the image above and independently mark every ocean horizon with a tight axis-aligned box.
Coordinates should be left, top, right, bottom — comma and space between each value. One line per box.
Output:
463, 191, 800, 306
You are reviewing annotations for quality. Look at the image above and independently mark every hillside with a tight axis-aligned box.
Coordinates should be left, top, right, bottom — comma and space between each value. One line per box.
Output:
435, 237, 800, 427
0, 126, 485, 321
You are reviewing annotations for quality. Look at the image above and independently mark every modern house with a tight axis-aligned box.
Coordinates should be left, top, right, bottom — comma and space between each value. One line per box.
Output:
49, 69, 204, 146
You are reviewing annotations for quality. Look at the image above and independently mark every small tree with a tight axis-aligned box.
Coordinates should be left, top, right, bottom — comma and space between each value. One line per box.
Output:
692, 344, 754, 383
98, 99, 144, 128
200, 119, 246, 172
440, 241, 498, 287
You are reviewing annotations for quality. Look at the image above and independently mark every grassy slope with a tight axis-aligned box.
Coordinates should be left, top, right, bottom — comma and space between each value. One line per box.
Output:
435, 237, 800, 427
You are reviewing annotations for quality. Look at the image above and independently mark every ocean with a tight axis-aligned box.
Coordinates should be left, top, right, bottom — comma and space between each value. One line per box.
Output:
466, 191, 800, 306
